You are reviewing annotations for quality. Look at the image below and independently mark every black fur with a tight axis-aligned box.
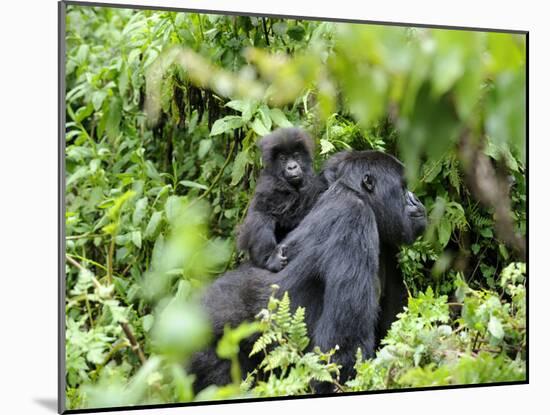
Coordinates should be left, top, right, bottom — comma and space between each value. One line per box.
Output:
191, 150, 427, 392
237, 128, 324, 271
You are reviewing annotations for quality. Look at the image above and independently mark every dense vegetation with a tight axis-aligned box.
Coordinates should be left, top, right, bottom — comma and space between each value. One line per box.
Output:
64, 5, 526, 410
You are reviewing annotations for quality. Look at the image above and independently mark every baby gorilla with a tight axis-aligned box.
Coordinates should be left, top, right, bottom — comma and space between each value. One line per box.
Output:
237, 128, 324, 271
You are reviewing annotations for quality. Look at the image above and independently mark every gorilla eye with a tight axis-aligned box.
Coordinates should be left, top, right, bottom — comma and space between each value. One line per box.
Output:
279, 154, 287, 162
362, 174, 375, 192
293, 151, 300, 158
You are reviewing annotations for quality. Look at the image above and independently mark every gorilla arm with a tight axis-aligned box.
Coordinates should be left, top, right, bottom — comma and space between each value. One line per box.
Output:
237, 207, 278, 269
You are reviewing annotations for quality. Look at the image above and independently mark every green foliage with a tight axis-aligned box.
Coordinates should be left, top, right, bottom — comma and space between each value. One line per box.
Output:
217, 321, 263, 385
346, 263, 526, 391
246, 290, 340, 396
65, 197, 232, 409
64, 4, 526, 408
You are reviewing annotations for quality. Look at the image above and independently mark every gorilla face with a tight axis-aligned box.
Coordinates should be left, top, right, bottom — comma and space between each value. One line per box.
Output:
403, 189, 427, 243
258, 128, 315, 189
276, 150, 306, 186
323, 151, 427, 246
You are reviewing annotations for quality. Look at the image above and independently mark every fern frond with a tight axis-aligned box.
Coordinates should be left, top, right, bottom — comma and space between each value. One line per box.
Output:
288, 306, 309, 351
250, 332, 277, 356
446, 155, 462, 193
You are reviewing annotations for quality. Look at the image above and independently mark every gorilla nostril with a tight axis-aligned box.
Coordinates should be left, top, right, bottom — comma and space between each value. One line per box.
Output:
287, 162, 298, 172
407, 191, 420, 206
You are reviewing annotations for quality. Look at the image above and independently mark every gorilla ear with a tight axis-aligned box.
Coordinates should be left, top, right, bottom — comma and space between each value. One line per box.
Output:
362, 174, 375, 192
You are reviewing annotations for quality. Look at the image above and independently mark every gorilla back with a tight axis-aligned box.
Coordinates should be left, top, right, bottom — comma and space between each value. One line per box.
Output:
191, 151, 427, 391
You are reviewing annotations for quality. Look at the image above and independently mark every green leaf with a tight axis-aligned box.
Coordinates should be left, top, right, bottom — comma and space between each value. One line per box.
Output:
74, 103, 94, 123
165, 195, 184, 224
287, 25, 306, 41
269, 108, 293, 128
481, 264, 496, 280
131, 231, 142, 248
231, 150, 251, 186
66, 166, 89, 187
320, 139, 335, 155
105, 96, 122, 141
480, 228, 493, 238
455, 61, 483, 121
272, 22, 287, 36
225, 100, 247, 112
422, 159, 443, 183
217, 322, 263, 360
144, 211, 162, 240
438, 218, 452, 247
251, 117, 270, 136
153, 300, 211, 359
498, 244, 509, 260
432, 49, 463, 97
118, 64, 129, 100
488, 316, 504, 340
107, 190, 136, 221
132, 197, 148, 227
487, 33, 525, 72
142, 314, 154, 332
431, 31, 479, 97
485, 71, 526, 161
102, 223, 118, 236
75, 44, 90, 64
258, 105, 273, 131
92, 90, 107, 111
210, 115, 244, 136
179, 180, 208, 191
198, 139, 212, 159
226, 100, 256, 122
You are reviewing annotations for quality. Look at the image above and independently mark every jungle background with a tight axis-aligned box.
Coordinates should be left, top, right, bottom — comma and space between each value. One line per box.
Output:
64, 5, 526, 410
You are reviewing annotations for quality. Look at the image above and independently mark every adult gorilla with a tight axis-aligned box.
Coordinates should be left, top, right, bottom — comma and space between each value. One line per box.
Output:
190, 151, 427, 391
